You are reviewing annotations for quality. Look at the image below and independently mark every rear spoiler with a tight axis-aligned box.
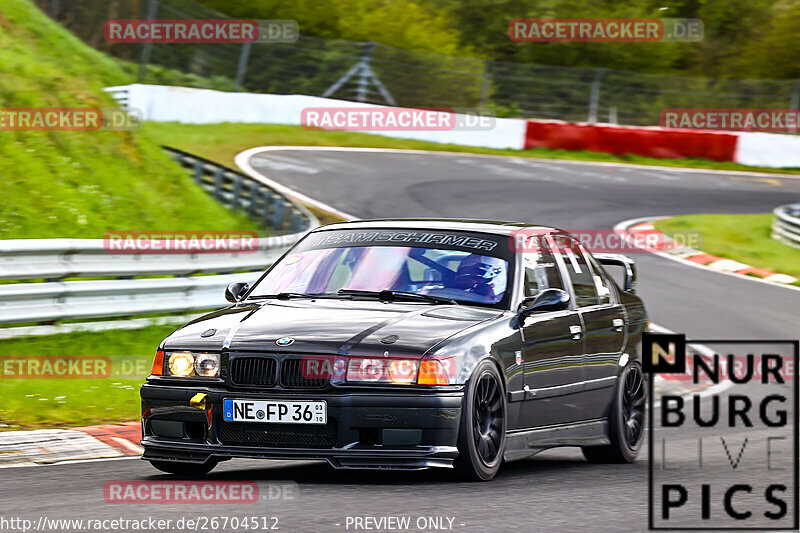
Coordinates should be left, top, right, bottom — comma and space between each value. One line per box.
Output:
593, 253, 637, 293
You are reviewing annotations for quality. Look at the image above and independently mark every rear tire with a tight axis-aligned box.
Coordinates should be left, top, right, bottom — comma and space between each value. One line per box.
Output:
582, 362, 646, 463
148, 459, 218, 476
453, 361, 506, 481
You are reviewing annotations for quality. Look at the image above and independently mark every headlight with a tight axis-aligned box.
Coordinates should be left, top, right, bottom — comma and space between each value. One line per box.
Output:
195, 353, 220, 377
165, 351, 220, 378
168, 352, 195, 377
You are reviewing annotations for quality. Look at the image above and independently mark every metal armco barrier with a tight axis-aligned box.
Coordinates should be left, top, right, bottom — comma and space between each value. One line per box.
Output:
0, 148, 318, 326
772, 203, 800, 249
0, 234, 302, 326
164, 146, 316, 234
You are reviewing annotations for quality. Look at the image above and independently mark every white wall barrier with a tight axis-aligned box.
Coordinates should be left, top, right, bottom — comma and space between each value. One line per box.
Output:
734, 132, 800, 168
105, 84, 528, 150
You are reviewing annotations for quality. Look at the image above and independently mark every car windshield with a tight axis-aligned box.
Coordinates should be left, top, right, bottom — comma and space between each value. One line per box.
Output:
248, 243, 510, 307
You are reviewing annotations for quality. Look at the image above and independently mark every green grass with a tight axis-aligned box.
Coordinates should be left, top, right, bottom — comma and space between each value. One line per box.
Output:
0, 0, 257, 239
144, 122, 800, 178
0, 325, 178, 429
655, 214, 800, 284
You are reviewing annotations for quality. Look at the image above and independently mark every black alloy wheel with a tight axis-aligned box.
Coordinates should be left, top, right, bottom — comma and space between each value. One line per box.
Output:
621, 364, 646, 448
473, 373, 504, 465
454, 361, 506, 480
582, 362, 646, 464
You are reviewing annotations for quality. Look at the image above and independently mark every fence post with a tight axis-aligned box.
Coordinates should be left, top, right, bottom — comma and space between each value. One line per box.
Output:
192, 159, 204, 185
248, 182, 259, 218
213, 168, 224, 201
261, 190, 274, 228
290, 211, 303, 233
272, 198, 285, 230
479, 60, 492, 108
234, 42, 252, 90
789, 80, 800, 134
231, 174, 242, 210
138, 0, 159, 83
588, 68, 606, 124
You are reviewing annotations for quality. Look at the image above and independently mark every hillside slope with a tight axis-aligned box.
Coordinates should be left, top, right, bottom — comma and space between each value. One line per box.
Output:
0, 0, 256, 239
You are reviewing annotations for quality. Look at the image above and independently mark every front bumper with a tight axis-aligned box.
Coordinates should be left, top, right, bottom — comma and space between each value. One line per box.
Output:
140, 383, 463, 470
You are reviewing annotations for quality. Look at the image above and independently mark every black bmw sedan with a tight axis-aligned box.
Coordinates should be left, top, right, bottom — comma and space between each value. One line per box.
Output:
140, 219, 648, 480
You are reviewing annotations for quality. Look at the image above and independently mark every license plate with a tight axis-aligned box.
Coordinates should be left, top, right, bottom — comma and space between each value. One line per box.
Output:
222, 399, 327, 424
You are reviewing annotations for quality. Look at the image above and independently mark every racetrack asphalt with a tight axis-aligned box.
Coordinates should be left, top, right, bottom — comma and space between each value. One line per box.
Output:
4, 149, 798, 532
247, 149, 800, 340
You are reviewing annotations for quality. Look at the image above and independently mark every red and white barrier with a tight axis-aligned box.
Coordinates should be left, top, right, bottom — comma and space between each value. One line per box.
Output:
523, 119, 800, 168
524, 120, 738, 161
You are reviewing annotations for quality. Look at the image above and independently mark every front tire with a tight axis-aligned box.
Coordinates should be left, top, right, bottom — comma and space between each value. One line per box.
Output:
453, 361, 506, 481
582, 362, 646, 463
148, 459, 218, 476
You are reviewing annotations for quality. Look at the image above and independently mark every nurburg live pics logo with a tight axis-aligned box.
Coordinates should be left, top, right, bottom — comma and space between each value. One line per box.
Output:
643, 332, 799, 530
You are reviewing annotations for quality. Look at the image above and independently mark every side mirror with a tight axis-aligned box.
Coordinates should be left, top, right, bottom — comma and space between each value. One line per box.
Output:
593, 253, 637, 293
225, 282, 250, 303
519, 288, 570, 317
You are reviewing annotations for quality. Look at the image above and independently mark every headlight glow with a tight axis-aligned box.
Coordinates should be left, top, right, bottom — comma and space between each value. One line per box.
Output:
168, 351, 195, 377
194, 353, 220, 377
166, 351, 221, 378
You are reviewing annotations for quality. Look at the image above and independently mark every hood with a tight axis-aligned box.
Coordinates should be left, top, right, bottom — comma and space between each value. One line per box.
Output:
162, 299, 502, 356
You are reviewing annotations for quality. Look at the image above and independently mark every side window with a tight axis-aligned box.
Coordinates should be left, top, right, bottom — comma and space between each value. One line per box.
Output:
522, 250, 563, 298
553, 237, 598, 307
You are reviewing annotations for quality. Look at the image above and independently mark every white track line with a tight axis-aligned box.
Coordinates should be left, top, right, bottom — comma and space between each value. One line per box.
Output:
0, 456, 140, 469
236, 145, 800, 181
235, 147, 358, 221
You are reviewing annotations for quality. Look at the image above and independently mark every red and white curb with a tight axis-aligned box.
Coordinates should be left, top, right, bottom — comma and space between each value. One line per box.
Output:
0, 422, 141, 467
617, 217, 798, 287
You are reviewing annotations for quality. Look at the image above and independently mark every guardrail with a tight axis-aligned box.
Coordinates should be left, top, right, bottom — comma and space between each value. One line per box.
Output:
0, 149, 318, 327
164, 146, 317, 234
771, 203, 800, 249
0, 229, 305, 327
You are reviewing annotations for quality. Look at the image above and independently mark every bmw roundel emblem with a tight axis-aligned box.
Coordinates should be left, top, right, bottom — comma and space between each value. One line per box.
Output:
276, 336, 295, 346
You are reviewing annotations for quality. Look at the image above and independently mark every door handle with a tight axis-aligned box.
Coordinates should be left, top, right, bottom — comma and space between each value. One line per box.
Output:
612, 318, 624, 332
569, 325, 583, 340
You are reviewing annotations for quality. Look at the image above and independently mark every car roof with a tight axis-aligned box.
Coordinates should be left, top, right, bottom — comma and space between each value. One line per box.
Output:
312, 218, 556, 237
